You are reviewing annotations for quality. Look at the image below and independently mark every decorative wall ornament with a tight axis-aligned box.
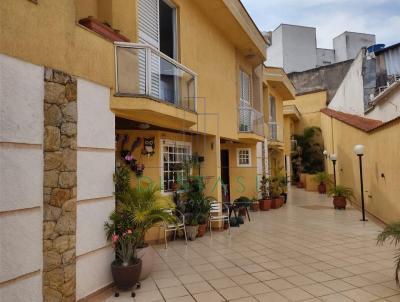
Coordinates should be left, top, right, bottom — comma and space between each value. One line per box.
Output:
142, 137, 155, 157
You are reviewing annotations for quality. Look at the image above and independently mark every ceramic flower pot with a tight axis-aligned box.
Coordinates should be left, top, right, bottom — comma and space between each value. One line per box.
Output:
271, 197, 284, 209
111, 259, 142, 291
197, 224, 207, 237
137, 244, 155, 281
259, 199, 272, 211
186, 225, 198, 240
333, 196, 347, 209
318, 183, 327, 194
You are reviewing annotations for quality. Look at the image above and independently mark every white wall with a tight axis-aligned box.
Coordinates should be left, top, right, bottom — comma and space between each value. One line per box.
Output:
76, 79, 115, 299
0, 54, 43, 301
328, 51, 365, 115
282, 25, 317, 73
334, 32, 375, 62
366, 87, 400, 122
266, 25, 284, 68
317, 48, 334, 67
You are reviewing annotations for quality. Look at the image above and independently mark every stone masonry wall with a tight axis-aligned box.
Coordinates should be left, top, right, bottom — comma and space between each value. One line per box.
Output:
43, 68, 77, 302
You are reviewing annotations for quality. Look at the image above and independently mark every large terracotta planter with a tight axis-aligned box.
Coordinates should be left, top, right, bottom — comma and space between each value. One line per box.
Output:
318, 183, 326, 194
333, 196, 347, 209
271, 197, 284, 209
197, 224, 207, 237
137, 244, 155, 281
111, 259, 142, 291
186, 225, 198, 240
259, 199, 272, 211
79, 16, 130, 42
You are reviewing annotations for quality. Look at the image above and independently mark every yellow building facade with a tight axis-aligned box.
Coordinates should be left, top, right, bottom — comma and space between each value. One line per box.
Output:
0, 1, 269, 300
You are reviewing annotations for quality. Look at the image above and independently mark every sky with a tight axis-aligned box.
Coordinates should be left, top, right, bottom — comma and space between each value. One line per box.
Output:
241, 0, 400, 49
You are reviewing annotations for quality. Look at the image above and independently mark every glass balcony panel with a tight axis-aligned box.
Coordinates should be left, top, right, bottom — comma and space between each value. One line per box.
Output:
115, 43, 196, 112
237, 106, 264, 136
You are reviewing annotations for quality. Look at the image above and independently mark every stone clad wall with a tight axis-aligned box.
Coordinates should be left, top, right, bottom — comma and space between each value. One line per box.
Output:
43, 68, 77, 302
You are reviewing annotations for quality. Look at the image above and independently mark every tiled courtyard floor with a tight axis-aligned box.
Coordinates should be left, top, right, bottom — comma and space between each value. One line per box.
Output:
101, 187, 400, 302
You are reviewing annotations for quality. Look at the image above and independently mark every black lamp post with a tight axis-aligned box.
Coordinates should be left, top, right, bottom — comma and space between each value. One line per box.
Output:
330, 154, 337, 187
354, 144, 367, 221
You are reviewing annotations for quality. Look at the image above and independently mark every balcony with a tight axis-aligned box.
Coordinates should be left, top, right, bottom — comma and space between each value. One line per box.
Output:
267, 122, 284, 148
237, 106, 264, 142
111, 42, 198, 129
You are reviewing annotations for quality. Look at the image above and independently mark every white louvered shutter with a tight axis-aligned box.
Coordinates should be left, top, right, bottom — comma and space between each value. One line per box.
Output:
240, 70, 251, 131
138, 0, 160, 98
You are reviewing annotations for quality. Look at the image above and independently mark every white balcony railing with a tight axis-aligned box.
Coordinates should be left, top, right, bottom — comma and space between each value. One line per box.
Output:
114, 42, 197, 111
238, 106, 264, 137
268, 122, 283, 142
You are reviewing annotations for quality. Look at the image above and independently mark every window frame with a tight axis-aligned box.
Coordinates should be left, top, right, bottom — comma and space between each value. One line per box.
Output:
236, 148, 252, 167
160, 139, 192, 193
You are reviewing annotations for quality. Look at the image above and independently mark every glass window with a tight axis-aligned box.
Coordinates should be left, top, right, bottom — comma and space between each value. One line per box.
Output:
237, 148, 251, 167
162, 140, 191, 192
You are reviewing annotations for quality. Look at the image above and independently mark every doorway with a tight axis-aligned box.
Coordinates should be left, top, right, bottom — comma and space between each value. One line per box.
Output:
221, 150, 230, 203
159, 0, 178, 104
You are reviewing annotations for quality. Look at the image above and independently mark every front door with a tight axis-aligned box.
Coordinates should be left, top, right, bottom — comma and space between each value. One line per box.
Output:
221, 150, 230, 202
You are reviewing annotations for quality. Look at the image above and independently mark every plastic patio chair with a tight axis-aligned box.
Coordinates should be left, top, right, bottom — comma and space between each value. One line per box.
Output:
209, 201, 231, 237
160, 208, 187, 249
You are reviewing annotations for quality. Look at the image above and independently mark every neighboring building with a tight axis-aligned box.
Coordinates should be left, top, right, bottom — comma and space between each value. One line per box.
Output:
0, 0, 267, 301
329, 43, 400, 121
266, 24, 376, 73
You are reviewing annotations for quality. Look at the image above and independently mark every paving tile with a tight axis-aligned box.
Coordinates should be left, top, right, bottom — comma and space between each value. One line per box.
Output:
286, 275, 316, 286
185, 281, 214, 295
341, 288, 379, 302
362, 284, 399, 298
279, 287, 314, 301
301, 283, 335, 297
193, 290, 225, 302
135, 289, 164, 302
322, 279, 355, 292
179, 273, 204, 284
166, 296, 196, 302
271, 267, 299, 278
320, 293, 354, 302
208, 277, 237, 290
265, 278, 296, 291
252, 270, 279, 281
155, 277, 182, 288
241, 282, 273, 295
255, 292, 289, 302
231, 274, 259, 285
306, 272, 335, 282
218, 286, 250, 300
241, 264, 265, 273
230, 297, 258, 302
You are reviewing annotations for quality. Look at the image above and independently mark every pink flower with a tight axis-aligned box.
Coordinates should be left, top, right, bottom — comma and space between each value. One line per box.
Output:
112, 234, 119, 244
127, 229, 132, 234
125, 154, 133, 161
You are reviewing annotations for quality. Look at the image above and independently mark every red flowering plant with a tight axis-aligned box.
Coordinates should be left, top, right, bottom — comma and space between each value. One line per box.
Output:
105, 210, 141, 266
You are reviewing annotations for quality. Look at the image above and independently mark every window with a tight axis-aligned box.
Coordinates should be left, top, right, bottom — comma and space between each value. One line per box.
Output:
237, 148, 251, 167
162, 140, 192, 192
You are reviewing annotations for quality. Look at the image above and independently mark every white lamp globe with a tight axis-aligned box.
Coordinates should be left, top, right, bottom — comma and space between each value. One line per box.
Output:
354, 144, 365, 156
323, 150, 328, 156
330, 154, 337, 161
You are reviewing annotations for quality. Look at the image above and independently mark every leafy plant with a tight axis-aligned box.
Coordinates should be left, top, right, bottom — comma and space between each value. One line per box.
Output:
114, 231, 141, 266
114, 165, 131, 195
291, 127, 325, 179
377, 221, 400, 286
327, 185, 354, 199
107, 185, 175, 248
313, 171, 329, 184
259, 175, 269, 199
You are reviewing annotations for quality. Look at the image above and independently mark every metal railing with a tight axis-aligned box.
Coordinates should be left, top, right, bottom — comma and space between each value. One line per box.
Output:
114, 42, 197, 111
268, 122, 283, 142
238, 106, 264, 136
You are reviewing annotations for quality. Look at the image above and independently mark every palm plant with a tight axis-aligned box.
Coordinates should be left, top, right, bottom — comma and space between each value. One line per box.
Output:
377, 221, 400, 286
314, 171, 329, 184
107, 185, 175, 247
327, 185, 354, 198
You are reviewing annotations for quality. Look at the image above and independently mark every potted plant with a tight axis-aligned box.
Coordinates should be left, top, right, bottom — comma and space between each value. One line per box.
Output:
259, 176, 272, 211
328, 185, 354, 210
269, 179, 284, 209
377, 221, 400, 286
113, 167, 174, 280
314, 172, 329, 194
250, 197, 259, 211
105, 215, 141, 296
185, 213, 199, 240
276, 170, 288, 203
